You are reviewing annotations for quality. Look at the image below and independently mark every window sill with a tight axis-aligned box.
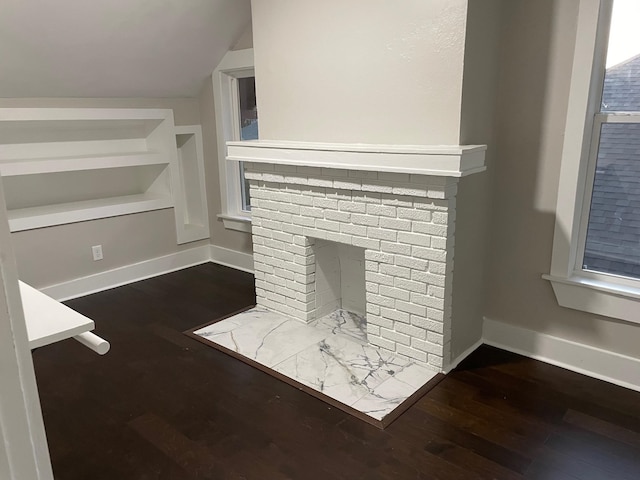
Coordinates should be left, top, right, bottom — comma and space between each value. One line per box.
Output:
218, 213, 252, 233
543, 273, 640, 324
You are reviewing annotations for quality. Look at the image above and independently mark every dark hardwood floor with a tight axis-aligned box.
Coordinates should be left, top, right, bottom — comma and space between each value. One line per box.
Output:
32, 263, 640, 479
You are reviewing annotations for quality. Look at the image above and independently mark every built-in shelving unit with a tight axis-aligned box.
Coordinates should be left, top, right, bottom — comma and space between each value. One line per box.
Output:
0, 108, 208, 243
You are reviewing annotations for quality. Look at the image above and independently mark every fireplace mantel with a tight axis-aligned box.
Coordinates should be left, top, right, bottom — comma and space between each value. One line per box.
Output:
227, 140, 486, 177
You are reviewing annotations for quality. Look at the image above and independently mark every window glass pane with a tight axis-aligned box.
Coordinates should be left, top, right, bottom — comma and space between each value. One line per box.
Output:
237, 77, 258, 211
583, 123, 640, 279
601, 0, 640, 111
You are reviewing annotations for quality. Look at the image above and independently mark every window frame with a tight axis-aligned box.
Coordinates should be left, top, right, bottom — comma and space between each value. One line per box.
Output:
212, 48, 255, 233
544, 0, 640, 323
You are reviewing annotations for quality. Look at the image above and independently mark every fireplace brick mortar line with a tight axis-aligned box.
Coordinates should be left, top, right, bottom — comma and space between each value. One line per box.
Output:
245, 162, 457, 371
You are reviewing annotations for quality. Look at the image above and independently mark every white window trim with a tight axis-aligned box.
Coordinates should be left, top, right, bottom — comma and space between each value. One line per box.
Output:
543, 0, 640, 324
212, 48, 254, 233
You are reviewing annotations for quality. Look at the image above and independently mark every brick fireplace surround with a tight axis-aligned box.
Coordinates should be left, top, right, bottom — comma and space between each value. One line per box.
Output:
231, 141, 487, 372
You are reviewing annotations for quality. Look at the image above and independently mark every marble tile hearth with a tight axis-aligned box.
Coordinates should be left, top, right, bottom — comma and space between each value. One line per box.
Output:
192, 307, 439, 424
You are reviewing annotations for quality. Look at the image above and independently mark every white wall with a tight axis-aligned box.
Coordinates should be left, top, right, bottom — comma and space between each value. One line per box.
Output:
251, 0, 468, 145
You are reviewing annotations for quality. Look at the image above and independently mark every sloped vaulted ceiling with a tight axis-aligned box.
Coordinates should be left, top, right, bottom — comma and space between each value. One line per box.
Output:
0, 0, 251, 97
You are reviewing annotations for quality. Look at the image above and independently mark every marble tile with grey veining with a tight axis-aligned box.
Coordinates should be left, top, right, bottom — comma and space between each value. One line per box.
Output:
312, 309, 368, 344
272, 334, 422, 408
351, 363, 438, 420
193, 307, 327, 368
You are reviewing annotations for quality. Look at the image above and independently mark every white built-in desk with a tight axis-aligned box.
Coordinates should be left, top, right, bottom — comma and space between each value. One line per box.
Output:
21, 281, 109, 354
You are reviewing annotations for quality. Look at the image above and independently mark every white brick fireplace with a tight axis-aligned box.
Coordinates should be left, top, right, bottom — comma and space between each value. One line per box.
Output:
228, 141, 486, 371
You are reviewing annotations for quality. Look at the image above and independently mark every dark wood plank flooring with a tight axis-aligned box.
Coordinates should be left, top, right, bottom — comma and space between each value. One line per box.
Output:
32, 263, 640, 479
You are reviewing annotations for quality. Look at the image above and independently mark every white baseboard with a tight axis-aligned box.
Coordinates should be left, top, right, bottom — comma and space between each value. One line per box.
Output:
483, 317, 640, 393
445, 338, 483, 373
41, 246, 212, 301
209, 245, 254, 273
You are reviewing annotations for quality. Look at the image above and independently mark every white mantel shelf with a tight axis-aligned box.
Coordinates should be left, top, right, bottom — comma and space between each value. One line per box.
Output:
226, 140, 487, 177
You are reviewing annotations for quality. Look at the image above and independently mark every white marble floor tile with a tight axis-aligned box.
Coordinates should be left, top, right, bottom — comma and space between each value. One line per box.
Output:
351, 364, 438, 420
272, 335, 417, 408
312, 309, 367, 344
193, 307, 327, 368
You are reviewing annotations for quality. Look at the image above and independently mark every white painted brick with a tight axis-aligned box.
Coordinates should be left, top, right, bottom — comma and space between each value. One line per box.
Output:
266, 292, 286, 304
326, 189, 352, 201
366, 204, 396, 217
364, 251, 394, 263
369, 335, 396, 352
288, 193, 314, 207
412, 222, 448, 237
321, 167, 348, 177
366, 303, 380, 316
294, 254, 315, 266
365, 272, 394, 287
367, 315, 394, 329
282, 176, 309, 185
325, 210, 351, 223
414, 198, 449, 211
397, 208, 431, 222
426, 308, 444, 322
396, 345, 428, 362
340, 223, 367, 237
286, 298, 309, 311
367, 324, 381, 337
365, 282, 379, 294
395, 300, 427, 317
365, 261, 378, 272
361, 181, 394, 194
302, 227, 328, 240
253, 245, 274, 257
379, 264, 411, 279
300, 206, 324, 218
394, 278, 427, 294
428, 285, 445, 299
264, 238, 285, 250
262, 173, 285, 183
295, 273, 315, 284
380, 194, 412, 207
381, 328, 411, 346
334, 180, 362, 190
379, 285, 410, 302
297, 166, 320, 176
428, 354, 443, 369
351, 214, 379, 227
430, 236, 449, 250
313, 197, 338, 209
281, 223, 305, 235
367, 294, 395, 308
412, 315, 444, 334
262, 256, 285, 269
288, 262, 316, 275
278, 203, 300, 215
412, 246, 447, 262
379, 218, 411, 231
380, 241, 412, 256
428, 261, 447, 275
410, 293, 445, 309
252, 226, 272, 238
367, 228, 397, 242
326, 232, 353, 244
352, 237, 380, 249
315, 219, 341, 232
379, 307, 410, 324
432, 212, 449, 225
411, 271, 445, 287
397, 232, 430, 247
338, 201, 366, 213
352, 191, 382, 204
263, 218, 285, 230
275, 164, 298, 173
427, 331, 444, 345
273, 250, 295, 262
392, 186, 428, 197
293, 215, 316, 227
394, 255, 428, 271
274, 267, 296, 281
395, 323, 427, 340
308, 177, 333, 188
411, 338, 443, 356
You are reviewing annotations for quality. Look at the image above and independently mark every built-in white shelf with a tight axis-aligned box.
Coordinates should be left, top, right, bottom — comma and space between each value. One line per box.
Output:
0, 152, 166, 177
8, 193, 173, 232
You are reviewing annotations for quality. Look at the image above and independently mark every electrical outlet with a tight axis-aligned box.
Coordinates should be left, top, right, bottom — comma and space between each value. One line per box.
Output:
91, 245, 103, 261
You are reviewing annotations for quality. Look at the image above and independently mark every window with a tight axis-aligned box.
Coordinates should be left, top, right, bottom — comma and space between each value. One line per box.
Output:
545, 0, 640, 323
212, 48, 257, 232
